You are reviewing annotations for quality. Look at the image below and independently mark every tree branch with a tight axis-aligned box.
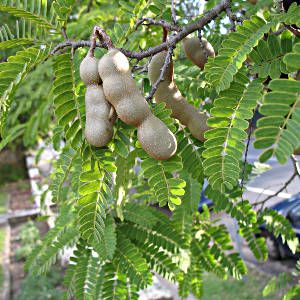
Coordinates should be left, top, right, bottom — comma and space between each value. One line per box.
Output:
171, 0, 177, 26
51, 0, 231, 59
61, 26, 68, 40
86, 0, 93, 13
146, 45, 175, 101
226, 7, 236, 31
270, 26, 287, 35
135, 18, 180, 32
240, 114, 255, 197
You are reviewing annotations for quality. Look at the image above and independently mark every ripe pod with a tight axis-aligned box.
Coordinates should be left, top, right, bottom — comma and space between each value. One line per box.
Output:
98, 49, 177, 160
182, 37, 215, 70
80, 56, 101, 85
80, 54, 116, 147
148, 51, 209, 141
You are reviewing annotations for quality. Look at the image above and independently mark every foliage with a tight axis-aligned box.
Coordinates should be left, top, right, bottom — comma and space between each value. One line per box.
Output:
202, 268, 285, 300
14, 221, 41, 261
0, 0, 300, 299
263, 260, 300, 300
14, 266, 63, 300
254, 79, 300, 163
0, 163, 27, 186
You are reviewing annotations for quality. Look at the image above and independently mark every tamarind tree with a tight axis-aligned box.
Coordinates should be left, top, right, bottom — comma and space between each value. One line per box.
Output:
0, 0, 300, 299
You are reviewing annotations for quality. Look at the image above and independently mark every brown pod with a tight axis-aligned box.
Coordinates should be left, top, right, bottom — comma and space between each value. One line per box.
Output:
80, 54, 116, 147
80, 56, 101, 85
182, 37, 215, 70
148, 51, 209, 141
98, 49, 177, 160
84, 85, 114, 147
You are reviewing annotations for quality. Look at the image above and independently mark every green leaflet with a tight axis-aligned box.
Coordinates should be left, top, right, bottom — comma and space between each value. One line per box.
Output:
99, 263, 139, 300
249, 33, 294, 78
0, 0, 58, 30
121, 217, 186, 254
141, 155, 186, 209
0, 46, 50, 135
52, 0, 75, 24
77, 161, 113, 245
172, 175, 202, 238
206, 186, 268, 261
205, 6, 300, 92
114, 231, 152, 289
94, 215, 117, 260
25, 205, 78, 275
203, 74, 263, 192
0, 123, 25, 150
191, 217, 247, 280
177, 129, 204, 183
123, 203, 159, 228
284, 42, 300, 71
205, 15, 273, 92
254, 79, 300, 164
178, 259, 203, 299
259, 208, 298, 253
116, 0, 152, 47
49, 146, 79, 203
0, 19, 48, 50
63, 242, 103, 300
53, 52, 83, 149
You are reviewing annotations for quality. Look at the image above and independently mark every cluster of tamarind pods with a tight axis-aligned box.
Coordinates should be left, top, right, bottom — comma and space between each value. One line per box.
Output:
79, 36, 215, 160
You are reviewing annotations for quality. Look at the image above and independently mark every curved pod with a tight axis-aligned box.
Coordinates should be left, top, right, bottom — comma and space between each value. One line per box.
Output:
148, 51, 209, 141
98, 49, 177, 160
80, 54, 116, 147
84, 85, 114, 147
182, 37, 215, 70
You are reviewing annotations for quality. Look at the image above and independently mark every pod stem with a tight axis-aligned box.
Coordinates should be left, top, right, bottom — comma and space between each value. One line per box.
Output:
162, 27, 168, 42
93, 26, 114, 50
88, 33, 97, 57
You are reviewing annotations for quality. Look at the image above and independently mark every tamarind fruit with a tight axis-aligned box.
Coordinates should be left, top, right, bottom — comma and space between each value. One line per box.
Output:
80, 55, 116, 147
182, 37, 215, 70
148, 51, 209, 142
98, 49, 177, 160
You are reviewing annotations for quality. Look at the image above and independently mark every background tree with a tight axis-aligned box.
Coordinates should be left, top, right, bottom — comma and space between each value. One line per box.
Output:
0, 0, 300, 299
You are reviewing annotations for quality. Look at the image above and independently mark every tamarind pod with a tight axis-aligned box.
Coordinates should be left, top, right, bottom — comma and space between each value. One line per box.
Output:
80, 56, 101, 85
80, 55, 116, 147
138, 114, 178, 160
182, 37, 215, 70
101, 74, 149, 126
148, 51, 209, 141
98, 49, 177, 160
84, 85, 114, 147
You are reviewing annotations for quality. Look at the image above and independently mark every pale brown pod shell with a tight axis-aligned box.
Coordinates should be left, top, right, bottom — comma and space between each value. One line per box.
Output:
148, 51, 209, 141
80, 56, 100, 85
98, 49, 177, 160
84, 85, 114, 147
138, 114, 177, 160
182, 37, 215, 70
